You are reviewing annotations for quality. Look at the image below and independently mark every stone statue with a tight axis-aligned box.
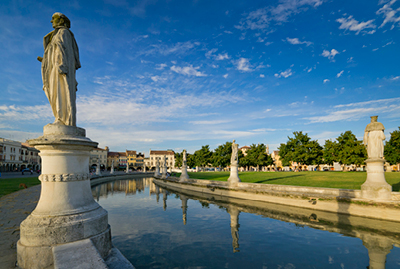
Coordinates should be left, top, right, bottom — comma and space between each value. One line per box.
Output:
363, 116, 385, 159
182, 149, 187, 167
231, 140, 238, 165
38, 12, 81, 126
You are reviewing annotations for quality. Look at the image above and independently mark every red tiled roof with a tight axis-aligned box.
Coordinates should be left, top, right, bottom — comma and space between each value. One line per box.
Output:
150, 150, 174, 155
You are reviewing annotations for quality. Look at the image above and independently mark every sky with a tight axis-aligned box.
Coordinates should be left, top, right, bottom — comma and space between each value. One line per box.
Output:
0, 0, 399, 155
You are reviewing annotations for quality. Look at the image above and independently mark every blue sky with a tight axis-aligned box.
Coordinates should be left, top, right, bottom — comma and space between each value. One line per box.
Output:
0, 0, 399, 154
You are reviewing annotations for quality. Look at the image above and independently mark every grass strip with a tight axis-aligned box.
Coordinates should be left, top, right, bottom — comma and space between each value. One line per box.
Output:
0, 177, 40, 198
186, 171, 400, 192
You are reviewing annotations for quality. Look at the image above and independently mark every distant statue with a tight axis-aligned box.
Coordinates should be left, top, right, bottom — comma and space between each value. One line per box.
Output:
182, 150, 187, 167
38, 12, 81, 126
363, 116, 385, 159
231, 140, 238, 165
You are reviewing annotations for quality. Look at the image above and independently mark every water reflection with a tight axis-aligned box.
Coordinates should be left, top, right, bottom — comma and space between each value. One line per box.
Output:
92, 178, 400, 268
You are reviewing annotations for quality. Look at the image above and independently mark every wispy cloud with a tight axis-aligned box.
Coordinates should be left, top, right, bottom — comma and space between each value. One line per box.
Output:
235, 58, 253, 72
235, 0, 324, 31
170, 65, 207, 77
321, 49, 339, 61
336, 16, 376, 34
323, 79, 330, 83
377, 0, 400, 29
274, 69, 293, 78
336, 70, 344, 77
286, 37, 313, 46
139, 41, 200, 56
306, 97, 400, 123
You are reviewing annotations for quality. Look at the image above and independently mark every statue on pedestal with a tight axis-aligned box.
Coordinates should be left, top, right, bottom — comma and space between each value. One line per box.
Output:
363, 116, 385, 159
231, 140, 238, 165
38, 12, 81, 126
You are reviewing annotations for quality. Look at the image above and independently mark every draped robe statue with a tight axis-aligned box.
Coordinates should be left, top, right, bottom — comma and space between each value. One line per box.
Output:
38, 12, 81, 126
363, 116, 385, 159
231, 140, 238, 165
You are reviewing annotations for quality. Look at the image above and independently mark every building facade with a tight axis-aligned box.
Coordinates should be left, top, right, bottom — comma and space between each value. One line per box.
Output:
89, 147, 108, 170
148, 150, 175, 169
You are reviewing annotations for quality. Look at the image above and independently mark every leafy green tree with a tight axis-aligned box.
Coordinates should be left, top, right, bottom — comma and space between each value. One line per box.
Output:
278, 131, 323, 166
384, 127, 400, 165
174, 151, 182, 167
187, 153, 195, 169
193, 145, 212, 168
211, 141, 232, 169
335, 131, 366, 166
244, 144, 274, 171
323, 139, 338, 165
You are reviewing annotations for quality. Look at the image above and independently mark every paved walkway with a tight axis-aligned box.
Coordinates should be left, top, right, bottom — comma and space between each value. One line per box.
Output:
0, 185, 40, 269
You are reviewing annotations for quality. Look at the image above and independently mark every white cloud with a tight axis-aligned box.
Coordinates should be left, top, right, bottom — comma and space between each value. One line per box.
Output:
336, 70, 344, 78
391, 76, 400, 80
235, 0, 324, 31
189, 120, 232, 125
377, 0, 400, 29
205, 48, 218, 58
150, 76, 166, 82
223, 74, 228, 79
260, 74, 265, 78
306, 97, 400, 123
336, 16, 376, 34
321, 49, 339, 61
215, 53, 230, 60
274, 69, 293, 78
286, 37, 313, 46
155, 63, 167, 70
139, 41, 199, 56
323, 79, 330, 83
235, 58, 253, 72
170, 65, 207, 77
347, 57, 354, 63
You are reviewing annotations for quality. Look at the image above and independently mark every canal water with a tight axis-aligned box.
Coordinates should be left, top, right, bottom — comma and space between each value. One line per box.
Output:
92, 177, 400, 269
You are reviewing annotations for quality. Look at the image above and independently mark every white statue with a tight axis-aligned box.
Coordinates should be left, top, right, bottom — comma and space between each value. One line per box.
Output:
182, 150, 187, 167
363, 116, 385, 159
38, 12, 81, 126
231, 140, 238, 165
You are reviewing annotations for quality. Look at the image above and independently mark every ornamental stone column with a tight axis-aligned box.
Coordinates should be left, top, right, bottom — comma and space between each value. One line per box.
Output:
161, 155, 167, 179
17, 124, 112, 268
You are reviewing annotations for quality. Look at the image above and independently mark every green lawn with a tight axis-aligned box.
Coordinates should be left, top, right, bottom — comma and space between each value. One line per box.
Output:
186, 171, 400, 192
0, 177, 40, 198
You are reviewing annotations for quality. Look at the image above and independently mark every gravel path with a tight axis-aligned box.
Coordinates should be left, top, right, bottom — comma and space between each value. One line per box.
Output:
0, 185, 40, 269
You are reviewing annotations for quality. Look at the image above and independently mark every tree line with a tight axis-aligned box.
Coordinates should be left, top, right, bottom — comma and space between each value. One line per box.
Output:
278, 128, 400, 167
174, 127, 400, 169
174, 142, 273, 170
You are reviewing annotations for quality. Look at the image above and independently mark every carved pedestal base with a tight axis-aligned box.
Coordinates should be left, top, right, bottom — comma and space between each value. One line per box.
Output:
228, 164, 241, 185
17, 124, 113, 269
361, 159, 392, 201
179, 165, 189, 182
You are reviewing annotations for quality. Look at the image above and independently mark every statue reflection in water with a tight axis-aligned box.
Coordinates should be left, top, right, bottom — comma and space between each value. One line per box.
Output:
92, 178, 397, 266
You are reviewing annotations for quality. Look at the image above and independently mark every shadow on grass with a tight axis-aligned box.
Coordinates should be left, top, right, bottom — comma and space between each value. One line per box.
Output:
253, 174, 302, 184
391, 182, 400, 192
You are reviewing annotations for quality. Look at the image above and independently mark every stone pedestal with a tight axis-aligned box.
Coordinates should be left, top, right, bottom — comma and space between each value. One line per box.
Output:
361, 159, 392, 201
228, 164, 241, 185
17, 124, 112, 269
179, 165, 189, 182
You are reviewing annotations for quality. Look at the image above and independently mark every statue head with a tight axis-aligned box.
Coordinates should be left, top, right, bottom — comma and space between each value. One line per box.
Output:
51, 12, 71, 29
370, 115, 378, 123
233, 139, 236, 143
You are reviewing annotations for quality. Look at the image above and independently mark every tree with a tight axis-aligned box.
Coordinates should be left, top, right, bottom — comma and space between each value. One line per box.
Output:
335, 131, 366, 166
211, 141, 232, 169
193, 145, 212, 168
323, 139, 338, 165
174, 152, 182, 168
243, 144, 274, 171
384, 127, 400, 165
278, 131, 323, 166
